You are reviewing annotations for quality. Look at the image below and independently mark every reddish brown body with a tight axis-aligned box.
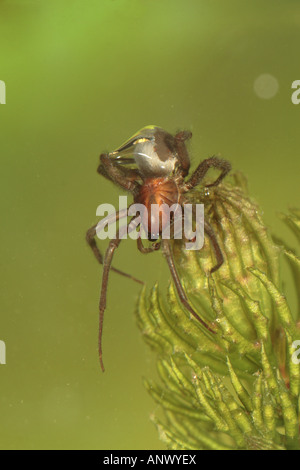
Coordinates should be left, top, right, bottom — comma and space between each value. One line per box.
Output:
136, 177, 180, 238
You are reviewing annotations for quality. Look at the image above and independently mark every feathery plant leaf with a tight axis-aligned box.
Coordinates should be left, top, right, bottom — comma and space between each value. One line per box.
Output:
136, 173, 300, 450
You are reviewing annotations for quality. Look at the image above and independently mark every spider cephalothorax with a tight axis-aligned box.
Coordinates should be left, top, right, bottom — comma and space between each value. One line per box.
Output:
86, 125, 231, 371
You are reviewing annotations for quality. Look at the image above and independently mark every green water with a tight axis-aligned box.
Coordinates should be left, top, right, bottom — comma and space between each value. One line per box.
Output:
0, 0, 300, 450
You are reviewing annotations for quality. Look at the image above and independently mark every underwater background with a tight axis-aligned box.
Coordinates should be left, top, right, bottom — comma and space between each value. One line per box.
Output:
0, 0, 300, 449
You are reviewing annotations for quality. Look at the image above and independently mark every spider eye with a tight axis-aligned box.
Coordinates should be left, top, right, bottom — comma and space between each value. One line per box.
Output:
109, 126, 179, 177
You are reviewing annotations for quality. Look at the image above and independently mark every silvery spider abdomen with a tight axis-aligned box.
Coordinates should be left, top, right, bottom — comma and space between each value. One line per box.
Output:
109, 125, 183, 178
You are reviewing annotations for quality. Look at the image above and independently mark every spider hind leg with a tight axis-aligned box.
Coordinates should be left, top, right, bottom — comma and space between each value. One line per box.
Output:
204, 220, 224, 274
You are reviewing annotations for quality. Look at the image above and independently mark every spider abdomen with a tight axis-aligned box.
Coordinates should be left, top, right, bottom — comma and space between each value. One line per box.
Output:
135, 178, 180, 239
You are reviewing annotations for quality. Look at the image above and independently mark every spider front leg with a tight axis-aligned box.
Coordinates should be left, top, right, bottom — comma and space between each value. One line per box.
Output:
183, 156, 231, 192
86, 209, 143, 284
98, 237, 122, 372
98, 153, 140, 192
98, 216, 141, 371
161, 239, 215, 334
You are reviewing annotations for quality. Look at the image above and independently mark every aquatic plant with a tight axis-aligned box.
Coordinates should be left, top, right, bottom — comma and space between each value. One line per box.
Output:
137, 173, 300, 450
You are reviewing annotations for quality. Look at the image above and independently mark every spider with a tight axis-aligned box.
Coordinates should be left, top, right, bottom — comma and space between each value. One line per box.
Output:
86, 126, 231, 371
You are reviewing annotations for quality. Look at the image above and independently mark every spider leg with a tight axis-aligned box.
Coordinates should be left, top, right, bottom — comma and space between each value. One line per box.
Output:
98, 160, 141, 186
174, 130, 192, 177
98, 238, 121, 372
137, 237, 161, 254
98, 153, 140, 193
161, 239, 215, 333
183, 156, 231, 192
204, 220, 224, 273
86, 209, 143, 285
98, 216, 140, 371
187, 203, 224, 273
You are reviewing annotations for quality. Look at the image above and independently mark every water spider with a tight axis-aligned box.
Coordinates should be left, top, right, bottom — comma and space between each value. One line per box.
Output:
86, 126, 231, 371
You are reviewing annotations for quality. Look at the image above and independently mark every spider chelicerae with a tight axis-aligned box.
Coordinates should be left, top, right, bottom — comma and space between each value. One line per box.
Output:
86, 126, 231, 371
